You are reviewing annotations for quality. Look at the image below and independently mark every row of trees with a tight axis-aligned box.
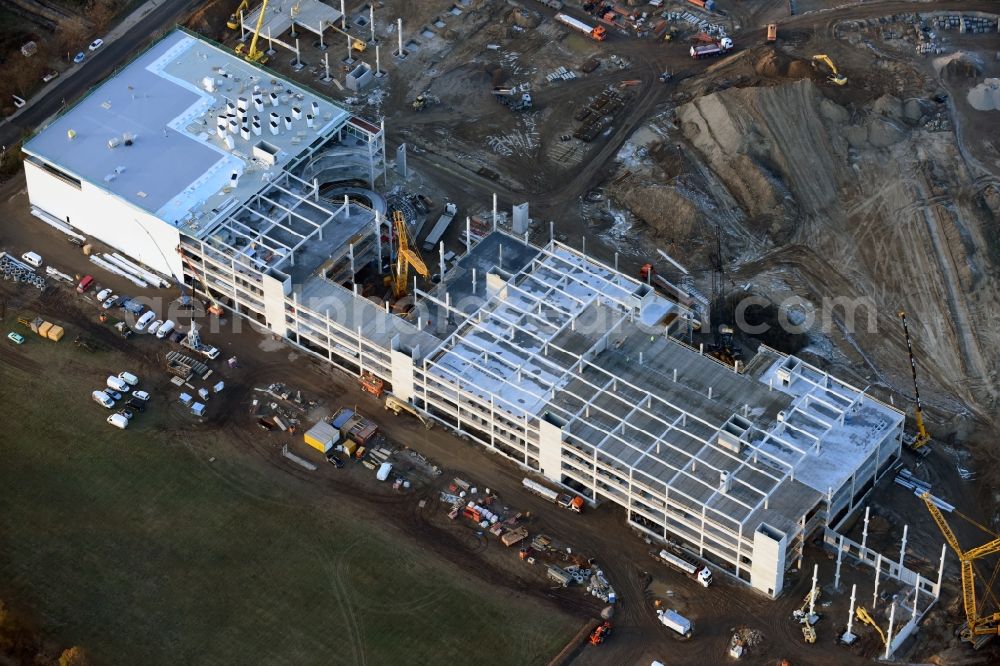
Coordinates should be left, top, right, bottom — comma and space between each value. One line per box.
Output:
0, 599, 88, 666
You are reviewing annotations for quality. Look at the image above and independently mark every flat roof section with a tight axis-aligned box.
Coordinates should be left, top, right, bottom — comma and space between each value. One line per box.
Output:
23, 29, 349, 232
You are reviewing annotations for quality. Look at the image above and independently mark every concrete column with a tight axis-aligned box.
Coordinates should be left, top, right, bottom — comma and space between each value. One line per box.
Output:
898, 524, 908, 571
935, 543, 947, 598
465, 217, 471, 254
439, 241, 445, 280
885, 601, 897, 658
614, 251, 619, 271
396, 143, 407, 178
374, 210, 382, 271
861, 506, 871, 555
493, 193, 498, 231
346, 33, 354, 64
844, 583, 857, 642
912, 576, 920, 621
267, 27, 273, 53
340, 0, 346, 29
397, 18, 403, 56
834, 534, 844, 590
324, 52, 330, 80
472, 268, 477, 293
370, 5, 376, 42
295, 38, 301, 67
349, 242, 355, 276
318, 21, 324, 49
873, 553, 882, 609
375, 45, 381, 75
809, 563, 818, 619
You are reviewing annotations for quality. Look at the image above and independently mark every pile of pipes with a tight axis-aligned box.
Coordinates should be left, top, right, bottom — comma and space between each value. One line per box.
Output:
90, 252, 171, 289
0, 252, 46, 290
588, 569, 617, 603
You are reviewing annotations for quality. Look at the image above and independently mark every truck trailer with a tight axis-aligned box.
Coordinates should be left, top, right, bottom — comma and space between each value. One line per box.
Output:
522, 477, 585, 512
653, 548, 713, 587
422, 202, 458, 252
657, 609, 693, 638
555, 12, 607, 41
690, 37, 733, 59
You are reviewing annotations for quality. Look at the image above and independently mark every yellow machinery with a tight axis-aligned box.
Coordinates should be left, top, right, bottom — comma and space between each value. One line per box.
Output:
855, 607, 887, 647
227, 0, 249, 30
391, 210, 429, 298
811, 55, 847, 85
898, 310, 931, 453
327, 22, 366, 52
235, 0, 270, 64
921, 492, 1000, 642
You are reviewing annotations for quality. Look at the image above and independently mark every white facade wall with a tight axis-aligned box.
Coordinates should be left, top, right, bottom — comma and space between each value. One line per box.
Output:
24, 158, 183, 279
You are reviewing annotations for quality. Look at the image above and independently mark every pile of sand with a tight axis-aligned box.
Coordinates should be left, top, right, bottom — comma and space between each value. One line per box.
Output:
967, 78, 1000, 111
754, 50, 811, 79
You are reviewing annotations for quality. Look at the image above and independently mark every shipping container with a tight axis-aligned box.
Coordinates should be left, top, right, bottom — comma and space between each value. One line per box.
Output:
342, 439, 358, 457
37, 321, 52, 338
304, 421, 340, 453
46, 324, 64, 341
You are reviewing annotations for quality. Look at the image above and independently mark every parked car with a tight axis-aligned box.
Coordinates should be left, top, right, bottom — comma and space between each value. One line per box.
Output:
7, 332, 24, 345
20, 251, 42, 268
199, 345, 220, 360
147, 319, 163, 336
42, 71, 59, 83
67, 236, 85, 247
118, 371, 139, 387
132, 390, 150, 402
107, 413, 129, 429
103, 388, 122, 401
126, 397, 146, 412
155, 320, 175, 339
134, 310, 156, 332
73, 52, 85, 64
102, 295, 118, 310
118, 408, 134, 420
326, 454, 345, 468
96, 288, 112, 301
76, 275, 94, 293
106, 375, 130, 393
93, 390, 115, 408
88, 38, 104, 51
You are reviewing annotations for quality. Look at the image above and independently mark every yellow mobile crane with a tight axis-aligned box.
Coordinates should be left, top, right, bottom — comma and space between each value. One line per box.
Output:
921, 492, 1000, 643
235, 0, 270, 64
898, 310, 931, 454
391, 210, 429, 298
227, 0, 250, 30
811, 55, 847, 86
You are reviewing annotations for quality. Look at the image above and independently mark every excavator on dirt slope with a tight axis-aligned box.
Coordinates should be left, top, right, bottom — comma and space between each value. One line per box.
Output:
811, 54, 847, 85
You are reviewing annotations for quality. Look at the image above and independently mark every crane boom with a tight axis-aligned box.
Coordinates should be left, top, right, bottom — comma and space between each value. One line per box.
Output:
898, 310, 930, 450
855, 607, 887, 646
392, 211, 428, 298
236, 0, 270, 63
921, 491, 1000, 639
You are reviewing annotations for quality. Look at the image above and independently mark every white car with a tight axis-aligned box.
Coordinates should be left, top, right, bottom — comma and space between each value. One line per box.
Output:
92, 390, 115, 409
118, 371, 139, 387
147, 319, 164, 336
96, 288, 112, 301
200, 345, 221, 360
135, 310, 156, 332
132, 390, 150, 402
89, 39, 104, 51
107, 375, 130, 393
107, 413, 129, 429
21, 251, 42, 268
102, 295, 118, 309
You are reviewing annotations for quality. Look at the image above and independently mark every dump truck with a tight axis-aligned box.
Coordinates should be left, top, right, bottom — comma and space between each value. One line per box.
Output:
690, 37, 733, 59
657, 609, 693, 638
652, 548, 713, 587
522, 477, 585, 513
555, 13, 607, 41
492, 87, 533, 111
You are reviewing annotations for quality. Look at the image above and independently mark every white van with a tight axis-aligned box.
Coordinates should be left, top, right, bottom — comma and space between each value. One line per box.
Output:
117, 371, 139, 387
135, 310, 156, 332
107, 413, 129, 429
92, 390, 115, 409
156, 320, 175, 339
21, 251, 42, 268
147, 320, 163, 336
106, 375, 130, 393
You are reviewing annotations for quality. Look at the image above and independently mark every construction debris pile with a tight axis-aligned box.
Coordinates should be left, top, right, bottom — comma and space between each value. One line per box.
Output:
251, 382, 318, 433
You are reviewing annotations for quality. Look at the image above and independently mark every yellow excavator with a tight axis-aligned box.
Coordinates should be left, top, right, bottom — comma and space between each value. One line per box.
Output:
391, 210, 429, 298
921, 492, 1000, 643
811, 55, 847, 86
898, 310, 931, 454
855, 607, 888, 647
227, 0, 249, 30
235, 0, 270, 64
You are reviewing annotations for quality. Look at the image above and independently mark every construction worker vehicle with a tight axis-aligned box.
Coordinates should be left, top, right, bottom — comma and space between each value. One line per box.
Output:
589, 621, 612, 645
227, 0, 249, 30
690, 37, 733, 59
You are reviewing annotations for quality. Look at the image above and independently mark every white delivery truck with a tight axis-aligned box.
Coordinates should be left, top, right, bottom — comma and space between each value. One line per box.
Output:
653, 548, 712, 587
657, 609, 693, 638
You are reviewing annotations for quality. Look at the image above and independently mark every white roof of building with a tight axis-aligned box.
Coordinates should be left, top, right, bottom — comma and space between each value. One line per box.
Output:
23, 28, 349, 236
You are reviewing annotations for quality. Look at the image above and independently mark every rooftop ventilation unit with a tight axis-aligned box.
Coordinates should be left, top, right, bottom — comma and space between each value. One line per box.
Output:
269, 92, 279, 107
122, 132, 135, 146
251, 120, 262, 136
269, 121, 279, 136
202, 76, 216, 92
226, 101, 236, 114
237, 97, 249, 111
291, 106, 302, 120
253, 95, 263, 111
224, 134, 235, 150
228, 119, 238, 134
217, 123, 227, 138
252, 140, 280, 166
311, 101, 319, 116
305, 115, 314, 128
230, 171, 240, 187
283, 116, 291, 130
240, 125, 250, 140
107, 137, 121, 149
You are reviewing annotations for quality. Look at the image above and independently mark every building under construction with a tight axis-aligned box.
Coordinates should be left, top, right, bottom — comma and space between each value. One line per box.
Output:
20, 28, 904, 600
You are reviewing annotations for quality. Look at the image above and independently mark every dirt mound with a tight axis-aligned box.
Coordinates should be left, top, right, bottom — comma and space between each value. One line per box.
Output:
754, 50, 811, 80
933, 52, 983, 79
615, 184, 698, 240
967, 78, 1000, 111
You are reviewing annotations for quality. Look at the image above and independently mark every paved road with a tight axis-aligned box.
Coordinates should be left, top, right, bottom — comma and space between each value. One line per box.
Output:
0, 0, 203, 150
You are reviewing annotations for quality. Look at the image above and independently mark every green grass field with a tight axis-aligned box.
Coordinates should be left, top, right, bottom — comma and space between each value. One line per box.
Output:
0, 338, 578, 664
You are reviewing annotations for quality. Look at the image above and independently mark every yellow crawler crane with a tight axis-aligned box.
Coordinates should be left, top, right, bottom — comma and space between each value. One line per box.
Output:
921, 492, 1000, 643
235, 0, 270, 64
391, 210, 429, 298
898, 310, 931, 452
